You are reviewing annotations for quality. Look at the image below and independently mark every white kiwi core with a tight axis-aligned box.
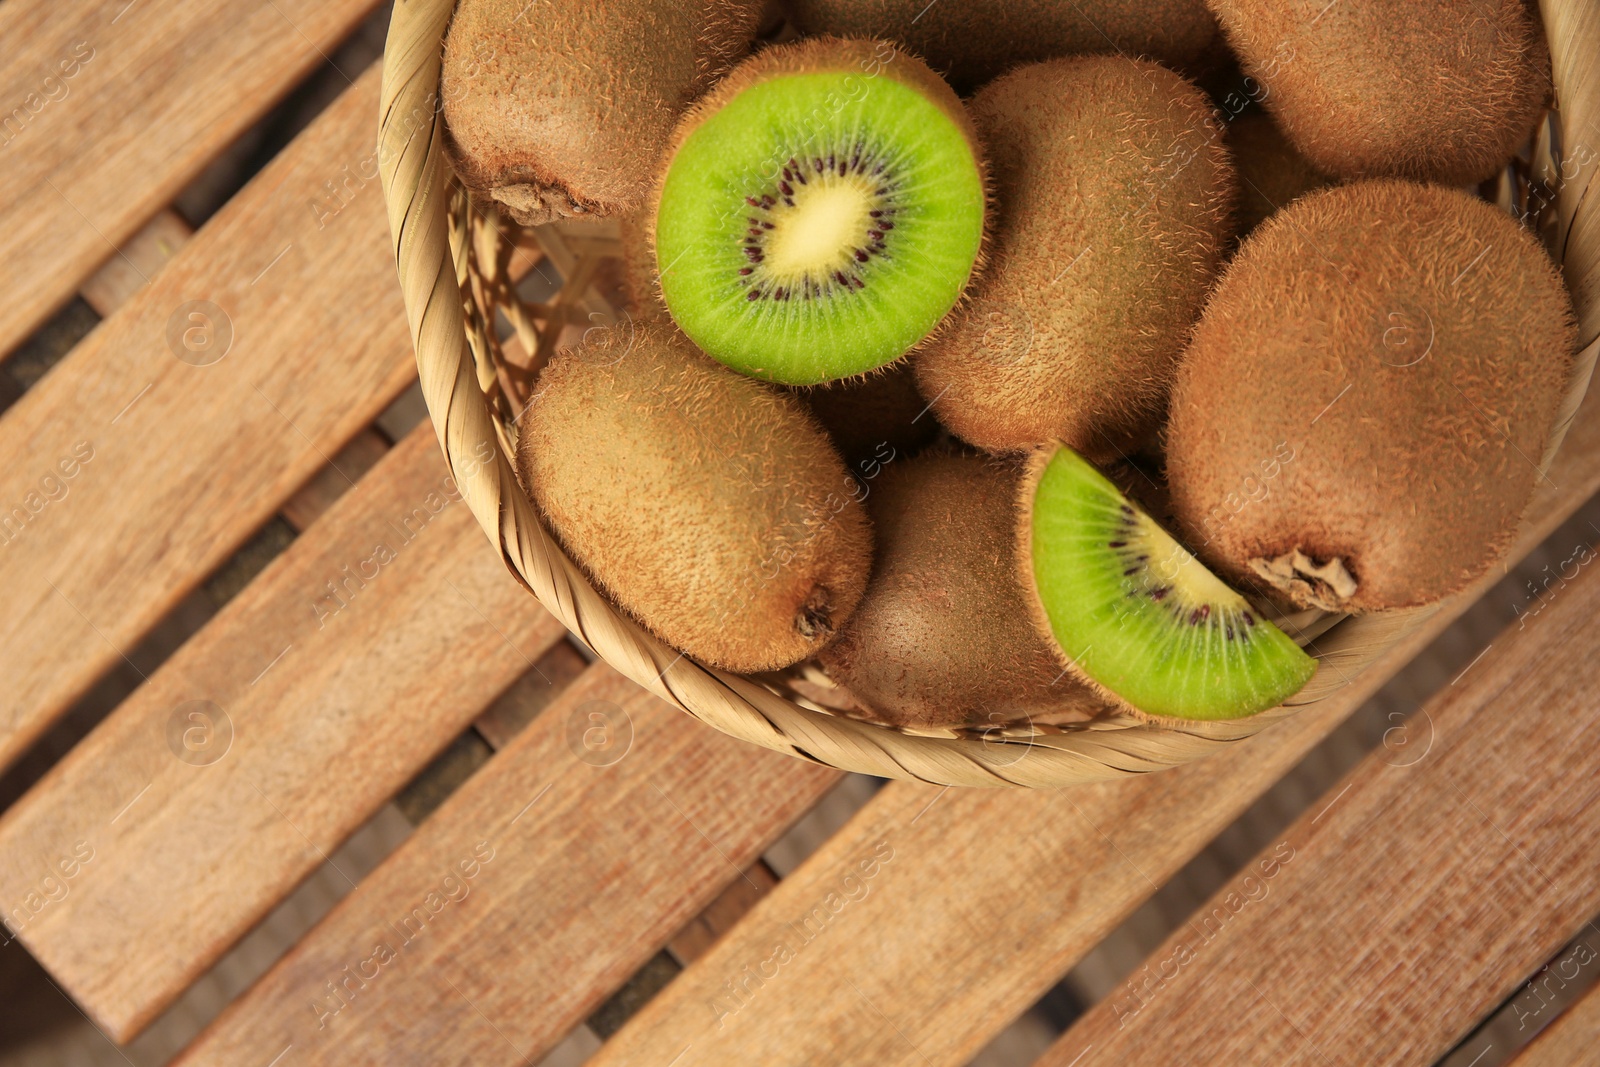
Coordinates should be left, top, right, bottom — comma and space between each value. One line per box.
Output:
764, 175, 877, 279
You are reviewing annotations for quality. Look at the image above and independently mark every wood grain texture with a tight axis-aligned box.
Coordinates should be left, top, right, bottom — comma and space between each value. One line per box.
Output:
71, 204, 384, 547
1039, 543, 1600, 1066
668, 861, 782, 966
77, 208, 194, 316
0, 0, 381, 359
1511, 980, 1600, 1066
280, 427, 392, 533
0, 427, 568, 1042
171, 663, 841, 1067
0, 64, 416, 772
584, 386, 1600, 1067
473, 639, 591, 751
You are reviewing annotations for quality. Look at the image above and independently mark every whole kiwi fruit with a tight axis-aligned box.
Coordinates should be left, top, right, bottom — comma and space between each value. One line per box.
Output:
441, 0, 764, 226
784, 0, 1218, 90
1167, 180, 1577, 613
913, 56, 1235, 461
1227, 109, 1333, 237
819, 450, 1108, 728
798, 362, 939, 471
517, 324, 872, 672
618, 212, 668, 322
1206, 0, 1550, 185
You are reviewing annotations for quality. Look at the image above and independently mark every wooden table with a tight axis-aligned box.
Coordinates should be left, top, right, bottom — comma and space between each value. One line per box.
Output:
2, 3, 1598, 1065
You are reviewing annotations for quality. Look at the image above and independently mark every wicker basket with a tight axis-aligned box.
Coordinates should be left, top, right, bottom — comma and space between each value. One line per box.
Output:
377, 0, 1600, 788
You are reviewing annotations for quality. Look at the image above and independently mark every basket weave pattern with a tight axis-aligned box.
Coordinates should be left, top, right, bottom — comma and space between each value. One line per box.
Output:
378, 0, 1600, 787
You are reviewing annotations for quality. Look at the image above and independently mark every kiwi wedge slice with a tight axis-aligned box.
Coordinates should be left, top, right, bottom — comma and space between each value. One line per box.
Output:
1024, 446, 1316, 721
653, 38, 986, 385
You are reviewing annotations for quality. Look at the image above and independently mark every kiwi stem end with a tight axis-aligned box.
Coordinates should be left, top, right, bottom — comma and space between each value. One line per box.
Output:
795, 588, 836, 642
1249, 549, 1358, 613
487, 179, 597, 228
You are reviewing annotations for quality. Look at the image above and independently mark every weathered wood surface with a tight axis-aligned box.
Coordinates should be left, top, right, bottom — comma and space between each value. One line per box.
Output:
669, 861, 782, 966
580, 385, 1600, 1066
0, 428, 569, 1041
473, 639, 591, 751
1037, 543, 1600, 1065
0, 65, 417, 772
77, 208, 194, 316
280, 427, 392, 532
0, 0, 381, 359
170, 663, 841, 1066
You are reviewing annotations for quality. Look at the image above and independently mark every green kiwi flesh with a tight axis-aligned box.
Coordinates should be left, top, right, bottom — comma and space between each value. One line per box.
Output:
516, 324, 871, 673
820, 450, 1109, 728
1167, 180, 1576, 612
1025, 446, 1316, 720
653, 38, 986, 385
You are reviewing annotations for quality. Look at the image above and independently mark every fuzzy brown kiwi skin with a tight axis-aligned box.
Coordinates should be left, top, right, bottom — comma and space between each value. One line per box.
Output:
1206, 0, 1550, 186
819, 448, 1110, 729
1166, 180, 1577, 614
646, 35, 991, 345
516, 323, 872, 672
784, 0, 1218, 91
1226, 109, 1334, 238
795, 361, 939, 471
441, 0, 764, 227
912, 56, 1235, 464
618, 212, 669, 322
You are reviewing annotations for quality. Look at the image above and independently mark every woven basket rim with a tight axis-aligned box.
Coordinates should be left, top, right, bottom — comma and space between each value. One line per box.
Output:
378, 0, 1600, 788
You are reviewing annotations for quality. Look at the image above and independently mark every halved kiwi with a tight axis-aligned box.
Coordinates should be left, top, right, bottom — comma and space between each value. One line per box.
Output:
652, 37, 987, 385
819, 449, 1109, 729
1023, 446, 1315, 721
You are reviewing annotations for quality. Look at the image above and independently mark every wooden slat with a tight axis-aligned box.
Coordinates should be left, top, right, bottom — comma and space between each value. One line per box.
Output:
1038, 549, 1600, 1065
582, 388, 1600, 1066
279, 427, 391, 532
0, 426, 569, 1041
73, 205, 384, 546
170, 663, 840, 1066
77, 209, 193, 316
1511, 981, 1600, 1066
473, 639, 591, 750
0, 64, 417, 772
73, 200, 395, 551
669, 861, 782, 965
1432, 927, 1600, 1067
0, 0, 381, 359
